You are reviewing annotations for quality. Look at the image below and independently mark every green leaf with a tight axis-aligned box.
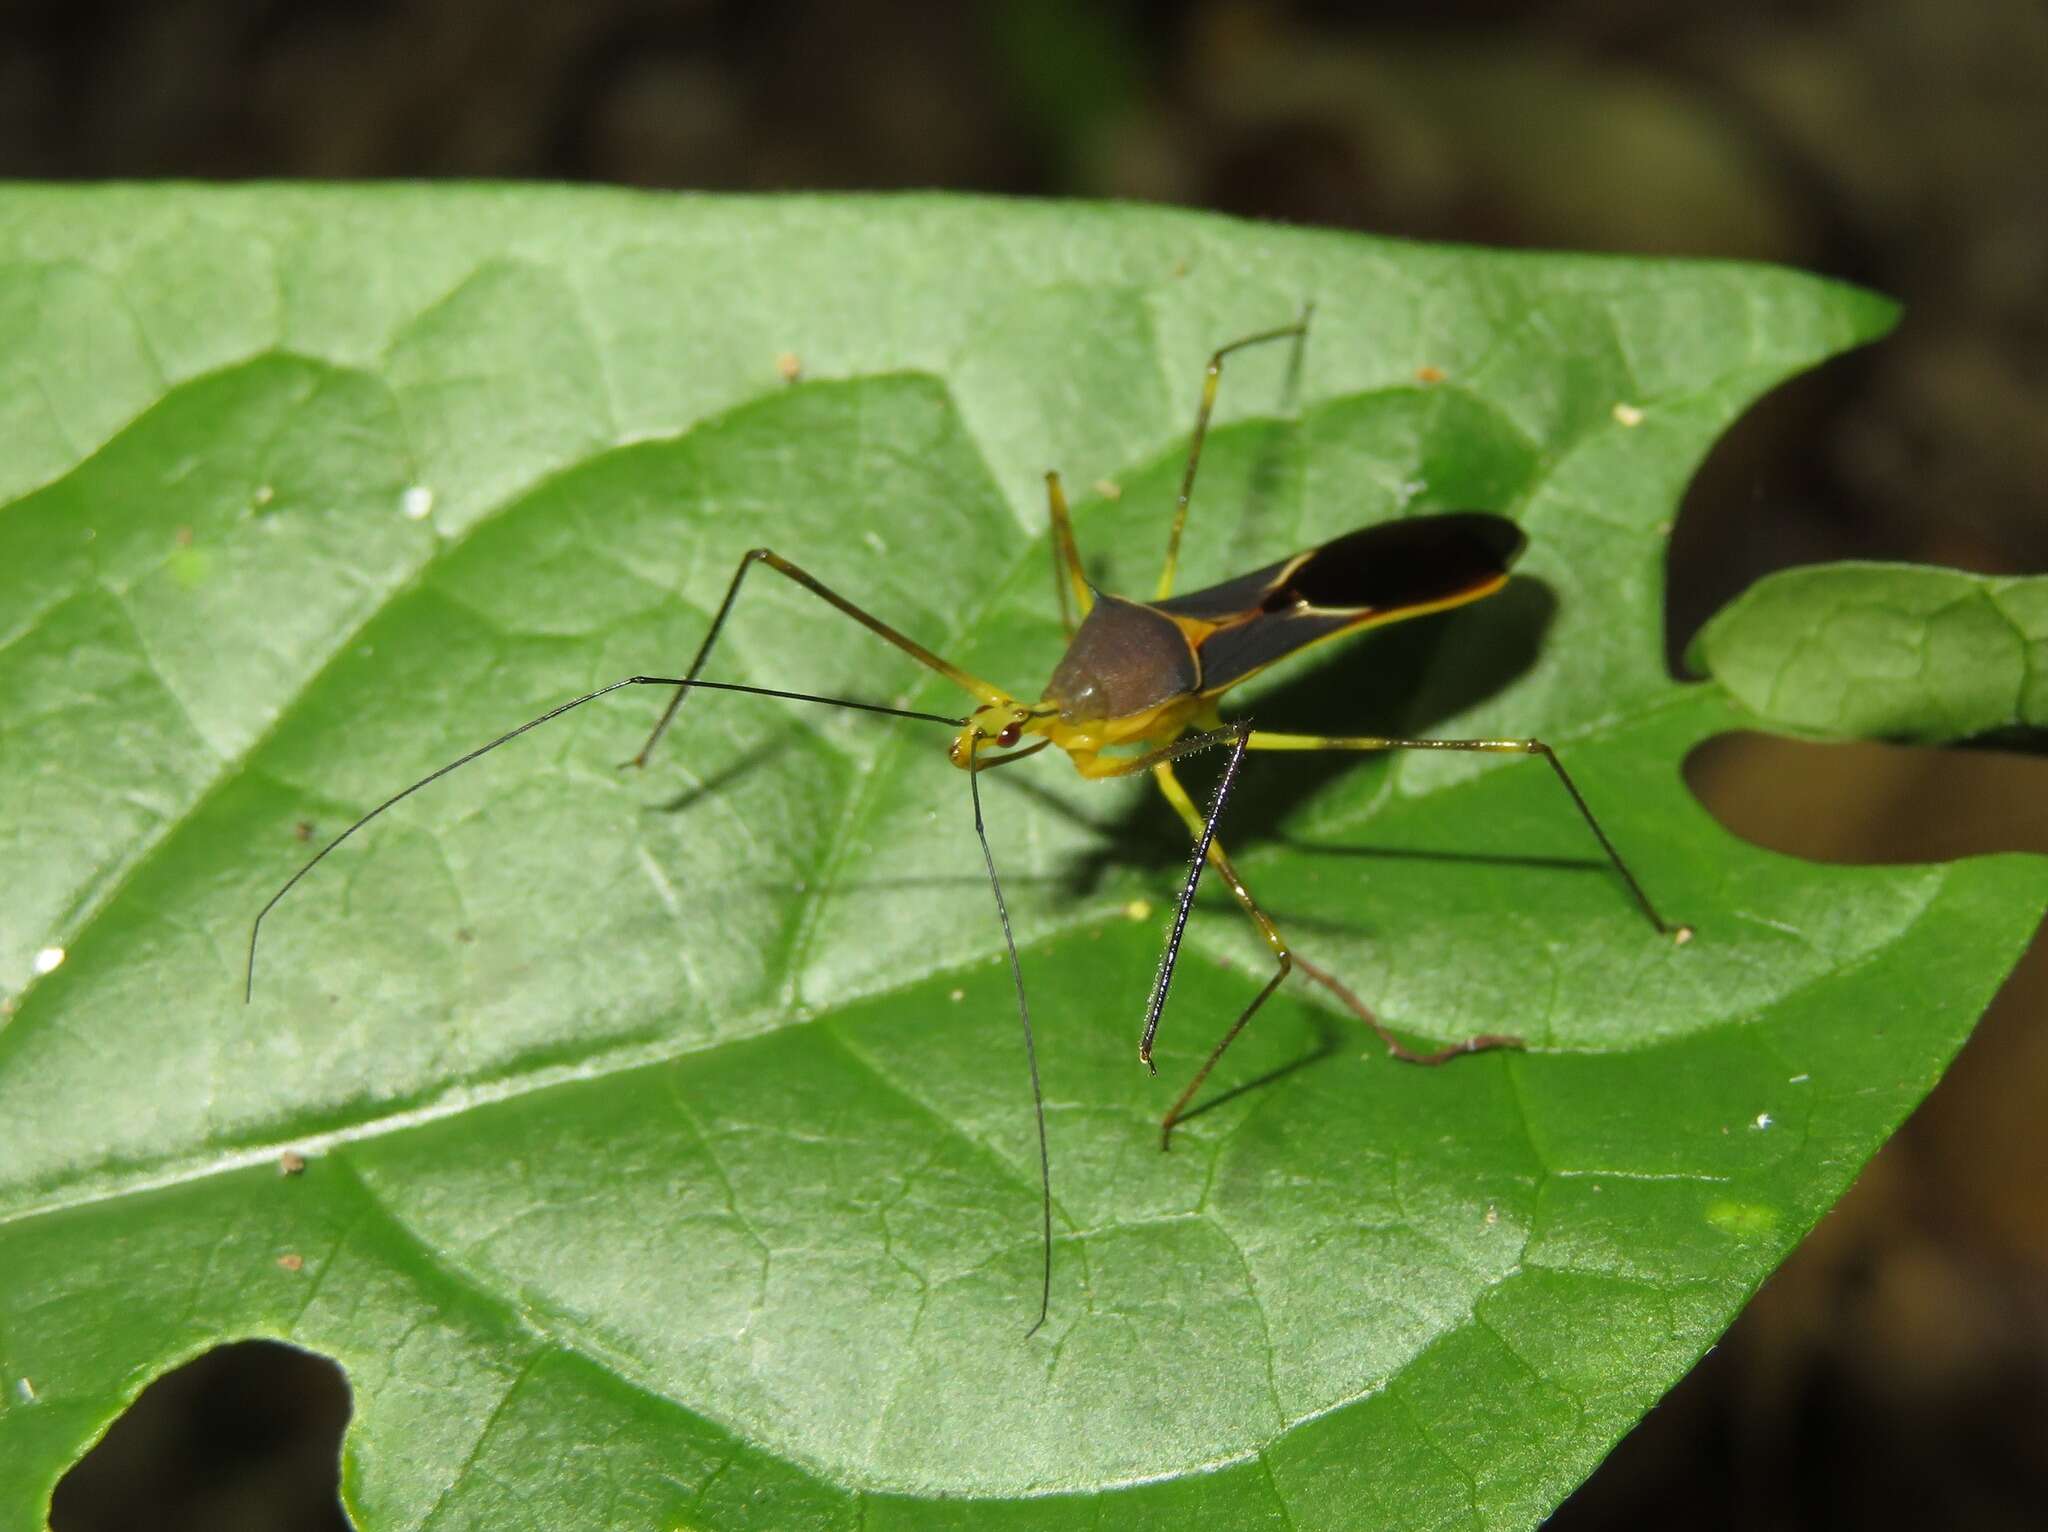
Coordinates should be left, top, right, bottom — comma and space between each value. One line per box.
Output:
1, 187, 2039, 1530
1690, 561, 2048, 741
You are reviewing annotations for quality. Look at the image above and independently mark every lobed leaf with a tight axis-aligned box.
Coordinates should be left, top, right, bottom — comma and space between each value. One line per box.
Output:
1, 186, 2040, 1530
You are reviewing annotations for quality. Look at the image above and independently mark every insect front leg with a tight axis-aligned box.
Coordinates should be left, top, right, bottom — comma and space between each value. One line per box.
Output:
629, 546, 1006, 769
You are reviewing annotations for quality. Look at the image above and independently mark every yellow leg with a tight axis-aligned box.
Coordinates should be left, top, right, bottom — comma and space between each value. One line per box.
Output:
1067, 723, 1242, 782
630, 546, 1008, 769
1151, 760, 1285, 961
1244, 730, 1685, 939
1147, 759, 1519, 1149
1155, 306, 1313, 602
1045, 470, 1092, 638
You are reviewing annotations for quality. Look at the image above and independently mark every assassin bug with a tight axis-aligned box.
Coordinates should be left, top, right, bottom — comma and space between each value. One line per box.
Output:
249, 310, 1687, 1333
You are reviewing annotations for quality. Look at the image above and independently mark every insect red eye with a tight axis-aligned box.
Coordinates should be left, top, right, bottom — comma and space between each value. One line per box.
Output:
997, 722, 1022, 747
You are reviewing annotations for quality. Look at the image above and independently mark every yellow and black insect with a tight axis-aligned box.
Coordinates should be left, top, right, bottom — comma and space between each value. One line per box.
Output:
250, 312, 1685, 1333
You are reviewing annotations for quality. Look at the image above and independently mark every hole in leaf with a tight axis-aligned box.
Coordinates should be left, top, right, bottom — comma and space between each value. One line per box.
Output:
1662, 348, 1924, 677
1685, 731, 2048, 866
1686, 727, 2048, 1225
1636, 731, 2048, 1527
50, 1340, 353, 1532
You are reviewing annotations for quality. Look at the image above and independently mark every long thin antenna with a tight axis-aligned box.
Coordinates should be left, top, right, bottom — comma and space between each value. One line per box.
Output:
246, 675, 967, 1001
966, 729, 1054, 1337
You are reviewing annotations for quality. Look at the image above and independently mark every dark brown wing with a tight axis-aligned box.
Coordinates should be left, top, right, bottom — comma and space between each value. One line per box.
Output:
1153, 512, 1526, 696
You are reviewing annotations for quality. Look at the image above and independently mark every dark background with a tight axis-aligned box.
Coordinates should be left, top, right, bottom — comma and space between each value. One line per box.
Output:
18, 1, 2048, 1527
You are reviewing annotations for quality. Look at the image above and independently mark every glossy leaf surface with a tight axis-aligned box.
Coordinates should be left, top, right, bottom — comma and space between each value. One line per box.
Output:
2, 187, 2040, 1530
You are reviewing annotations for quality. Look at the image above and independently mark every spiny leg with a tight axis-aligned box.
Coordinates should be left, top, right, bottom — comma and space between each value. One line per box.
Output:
1147, 735, 1285, 1149
1135, 726, 1688, 1140
1155, 304, 1314, 601
1044, 470, 1091, 639
1144, 744, 1518, 1149
1244, 731, 1688, 940
1065, 723, 1250, 783
630, 546, 1007, 770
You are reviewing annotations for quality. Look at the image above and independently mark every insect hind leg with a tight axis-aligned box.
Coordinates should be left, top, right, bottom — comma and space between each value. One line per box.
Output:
1244, 729, 1688, 940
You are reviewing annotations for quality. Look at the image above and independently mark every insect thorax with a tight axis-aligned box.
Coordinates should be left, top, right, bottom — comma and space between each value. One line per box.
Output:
1043, 595, 1199, 723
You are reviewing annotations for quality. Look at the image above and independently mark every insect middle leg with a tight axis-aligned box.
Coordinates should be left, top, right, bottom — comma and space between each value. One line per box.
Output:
1155, 305, 1314, 601
1041, 306, 1311, 627
1244, 730, 1685, 940
1044, 470, 1091, 639
1147, 759, 1520, 1149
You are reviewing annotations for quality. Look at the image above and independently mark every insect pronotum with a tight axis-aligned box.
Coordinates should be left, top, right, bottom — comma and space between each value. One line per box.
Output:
249, 308, 1688, 1335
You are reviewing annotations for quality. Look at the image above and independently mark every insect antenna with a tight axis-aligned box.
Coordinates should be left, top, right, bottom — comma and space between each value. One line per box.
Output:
965, 729, 1054, 1337
246, 675, 967, 1002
